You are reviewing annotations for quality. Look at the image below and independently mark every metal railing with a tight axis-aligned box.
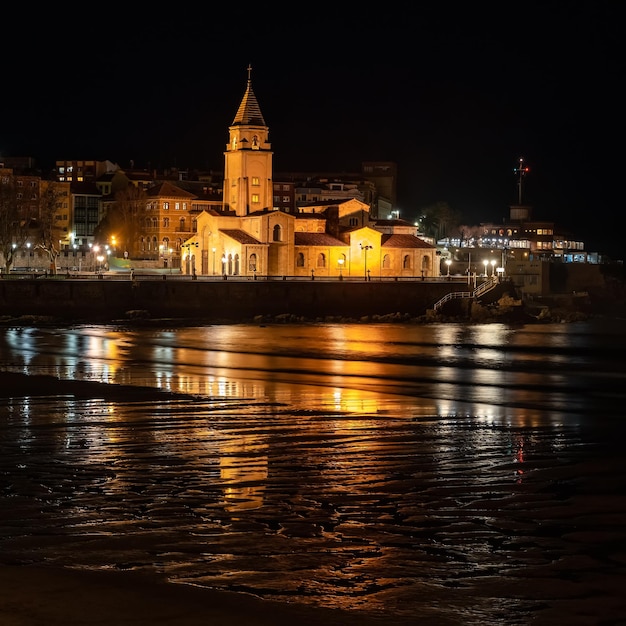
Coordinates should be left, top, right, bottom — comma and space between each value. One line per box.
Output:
432, 276, 499, 312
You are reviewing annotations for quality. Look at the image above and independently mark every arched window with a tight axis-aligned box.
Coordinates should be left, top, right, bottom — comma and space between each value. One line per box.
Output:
421, 255, 430, 272
296, 252, 305, 267
234, 253, 240, 275
382, 254, 391, 269
249, 253, 257, 272
403, 255, 411, 269
273, 224, 282, 242
317, 253, 326, 268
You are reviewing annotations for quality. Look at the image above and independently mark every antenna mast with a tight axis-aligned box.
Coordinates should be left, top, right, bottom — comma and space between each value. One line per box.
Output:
513, 157, 529, 204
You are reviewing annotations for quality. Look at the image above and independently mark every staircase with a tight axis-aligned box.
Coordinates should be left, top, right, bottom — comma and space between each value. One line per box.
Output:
431, 277, 499, 313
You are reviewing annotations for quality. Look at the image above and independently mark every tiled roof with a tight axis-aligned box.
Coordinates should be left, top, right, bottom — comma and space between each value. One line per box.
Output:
220, 229, 262, 244
146, 181, 196, 199
232, 77, 266, 126
381, 234, 435, 248
294, 232, 346, 246
300, 198, 357, 208
295, 212, 326, 220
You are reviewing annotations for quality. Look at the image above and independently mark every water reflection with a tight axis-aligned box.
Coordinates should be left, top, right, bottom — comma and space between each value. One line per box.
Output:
1, 321, 626, 623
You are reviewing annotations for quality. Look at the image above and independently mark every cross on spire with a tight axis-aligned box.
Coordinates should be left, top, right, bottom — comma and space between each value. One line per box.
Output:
247, 64, 252, 83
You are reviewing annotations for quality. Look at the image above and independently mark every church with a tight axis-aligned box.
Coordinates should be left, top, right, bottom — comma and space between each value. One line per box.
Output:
182, 68, 439, 280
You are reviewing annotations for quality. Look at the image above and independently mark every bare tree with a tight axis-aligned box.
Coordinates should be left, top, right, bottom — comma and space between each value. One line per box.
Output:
0, 171, 31, 272
97, 185, 148, 258
31, 181, 67, 275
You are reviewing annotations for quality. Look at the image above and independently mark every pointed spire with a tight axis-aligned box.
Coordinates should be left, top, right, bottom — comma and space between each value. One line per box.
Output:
232, 64, 266, 126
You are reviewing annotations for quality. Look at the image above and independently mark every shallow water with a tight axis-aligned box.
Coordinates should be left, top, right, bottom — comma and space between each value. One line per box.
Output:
1, 320, 625, 624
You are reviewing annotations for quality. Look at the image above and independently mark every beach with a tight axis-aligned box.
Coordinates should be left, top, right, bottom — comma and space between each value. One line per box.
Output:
0, 565, 399, 626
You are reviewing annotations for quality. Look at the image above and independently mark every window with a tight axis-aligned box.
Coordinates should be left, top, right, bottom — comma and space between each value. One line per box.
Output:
252, 194, 260, 204
249, 253, 257, 271
382, 254, 391, 269
403, 255, 411, 269
163, 217, 170, 227
163, 202, 169, 210
252, 177, 260, 186
175, 202, 180, 211
317, 253, 326, 268
272, 224, 282, 242
282, 185, 290, 191
282, 196, 290, 203
296, 252, 305, 267
273, 195, 280, 203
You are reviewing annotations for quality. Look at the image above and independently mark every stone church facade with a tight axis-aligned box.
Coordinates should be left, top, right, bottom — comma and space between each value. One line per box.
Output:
182, 69, 439, 280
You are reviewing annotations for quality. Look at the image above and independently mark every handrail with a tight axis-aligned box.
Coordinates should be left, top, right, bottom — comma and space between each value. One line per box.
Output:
432, 276, 499, 312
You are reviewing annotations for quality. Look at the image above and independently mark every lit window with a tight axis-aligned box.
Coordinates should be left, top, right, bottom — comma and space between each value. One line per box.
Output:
252, 194, 260, 203
252, 177, 259, 186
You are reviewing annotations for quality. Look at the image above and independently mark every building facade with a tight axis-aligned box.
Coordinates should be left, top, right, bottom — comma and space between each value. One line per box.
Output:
181, 70, 438, 279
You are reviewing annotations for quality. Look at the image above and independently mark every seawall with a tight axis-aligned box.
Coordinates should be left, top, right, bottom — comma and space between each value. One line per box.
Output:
0, 277, 472, 323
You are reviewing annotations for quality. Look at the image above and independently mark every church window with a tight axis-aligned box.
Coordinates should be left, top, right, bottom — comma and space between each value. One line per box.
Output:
272, 224, 282, 242
382, 254, 391, 269
249, 253, 257, 272
403, 255, 411, 269
317, 253, 326, 268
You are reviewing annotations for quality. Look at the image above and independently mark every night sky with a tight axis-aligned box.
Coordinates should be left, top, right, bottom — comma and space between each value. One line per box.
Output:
2, 4, 621, 257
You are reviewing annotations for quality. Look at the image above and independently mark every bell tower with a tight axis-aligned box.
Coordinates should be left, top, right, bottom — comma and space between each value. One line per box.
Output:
223, 65, 273, 216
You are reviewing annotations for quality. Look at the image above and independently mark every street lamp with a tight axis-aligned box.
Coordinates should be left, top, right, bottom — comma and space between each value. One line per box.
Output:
169, 247, 173, 273
26, 242, 31, 271
490, 259, 496, 276
360, 243, 373, 280
445, 259, 452, 276
338, 257, 344, 280
483, 259, 488, 276
222, 254, 227, 276
212, 247, 216, 275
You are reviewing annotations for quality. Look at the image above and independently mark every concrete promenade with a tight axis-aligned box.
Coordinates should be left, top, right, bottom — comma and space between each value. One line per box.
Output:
0, 274, 475, 322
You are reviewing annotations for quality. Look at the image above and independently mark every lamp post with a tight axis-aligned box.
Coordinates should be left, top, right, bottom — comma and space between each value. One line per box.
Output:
445, 259, 452, 276
169, 247, 173, 273
338, 257, 344, 280
212, 247, 216, 275
490, 259, 496, 277
360, 243, 373, 280
483, 259, 488, 276
222, 254, 227, 276
26, 242, 31, 271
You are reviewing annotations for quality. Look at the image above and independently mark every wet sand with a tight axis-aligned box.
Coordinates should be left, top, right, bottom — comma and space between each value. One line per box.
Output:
0, 565, 400, 626
0, 373, 413, 625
